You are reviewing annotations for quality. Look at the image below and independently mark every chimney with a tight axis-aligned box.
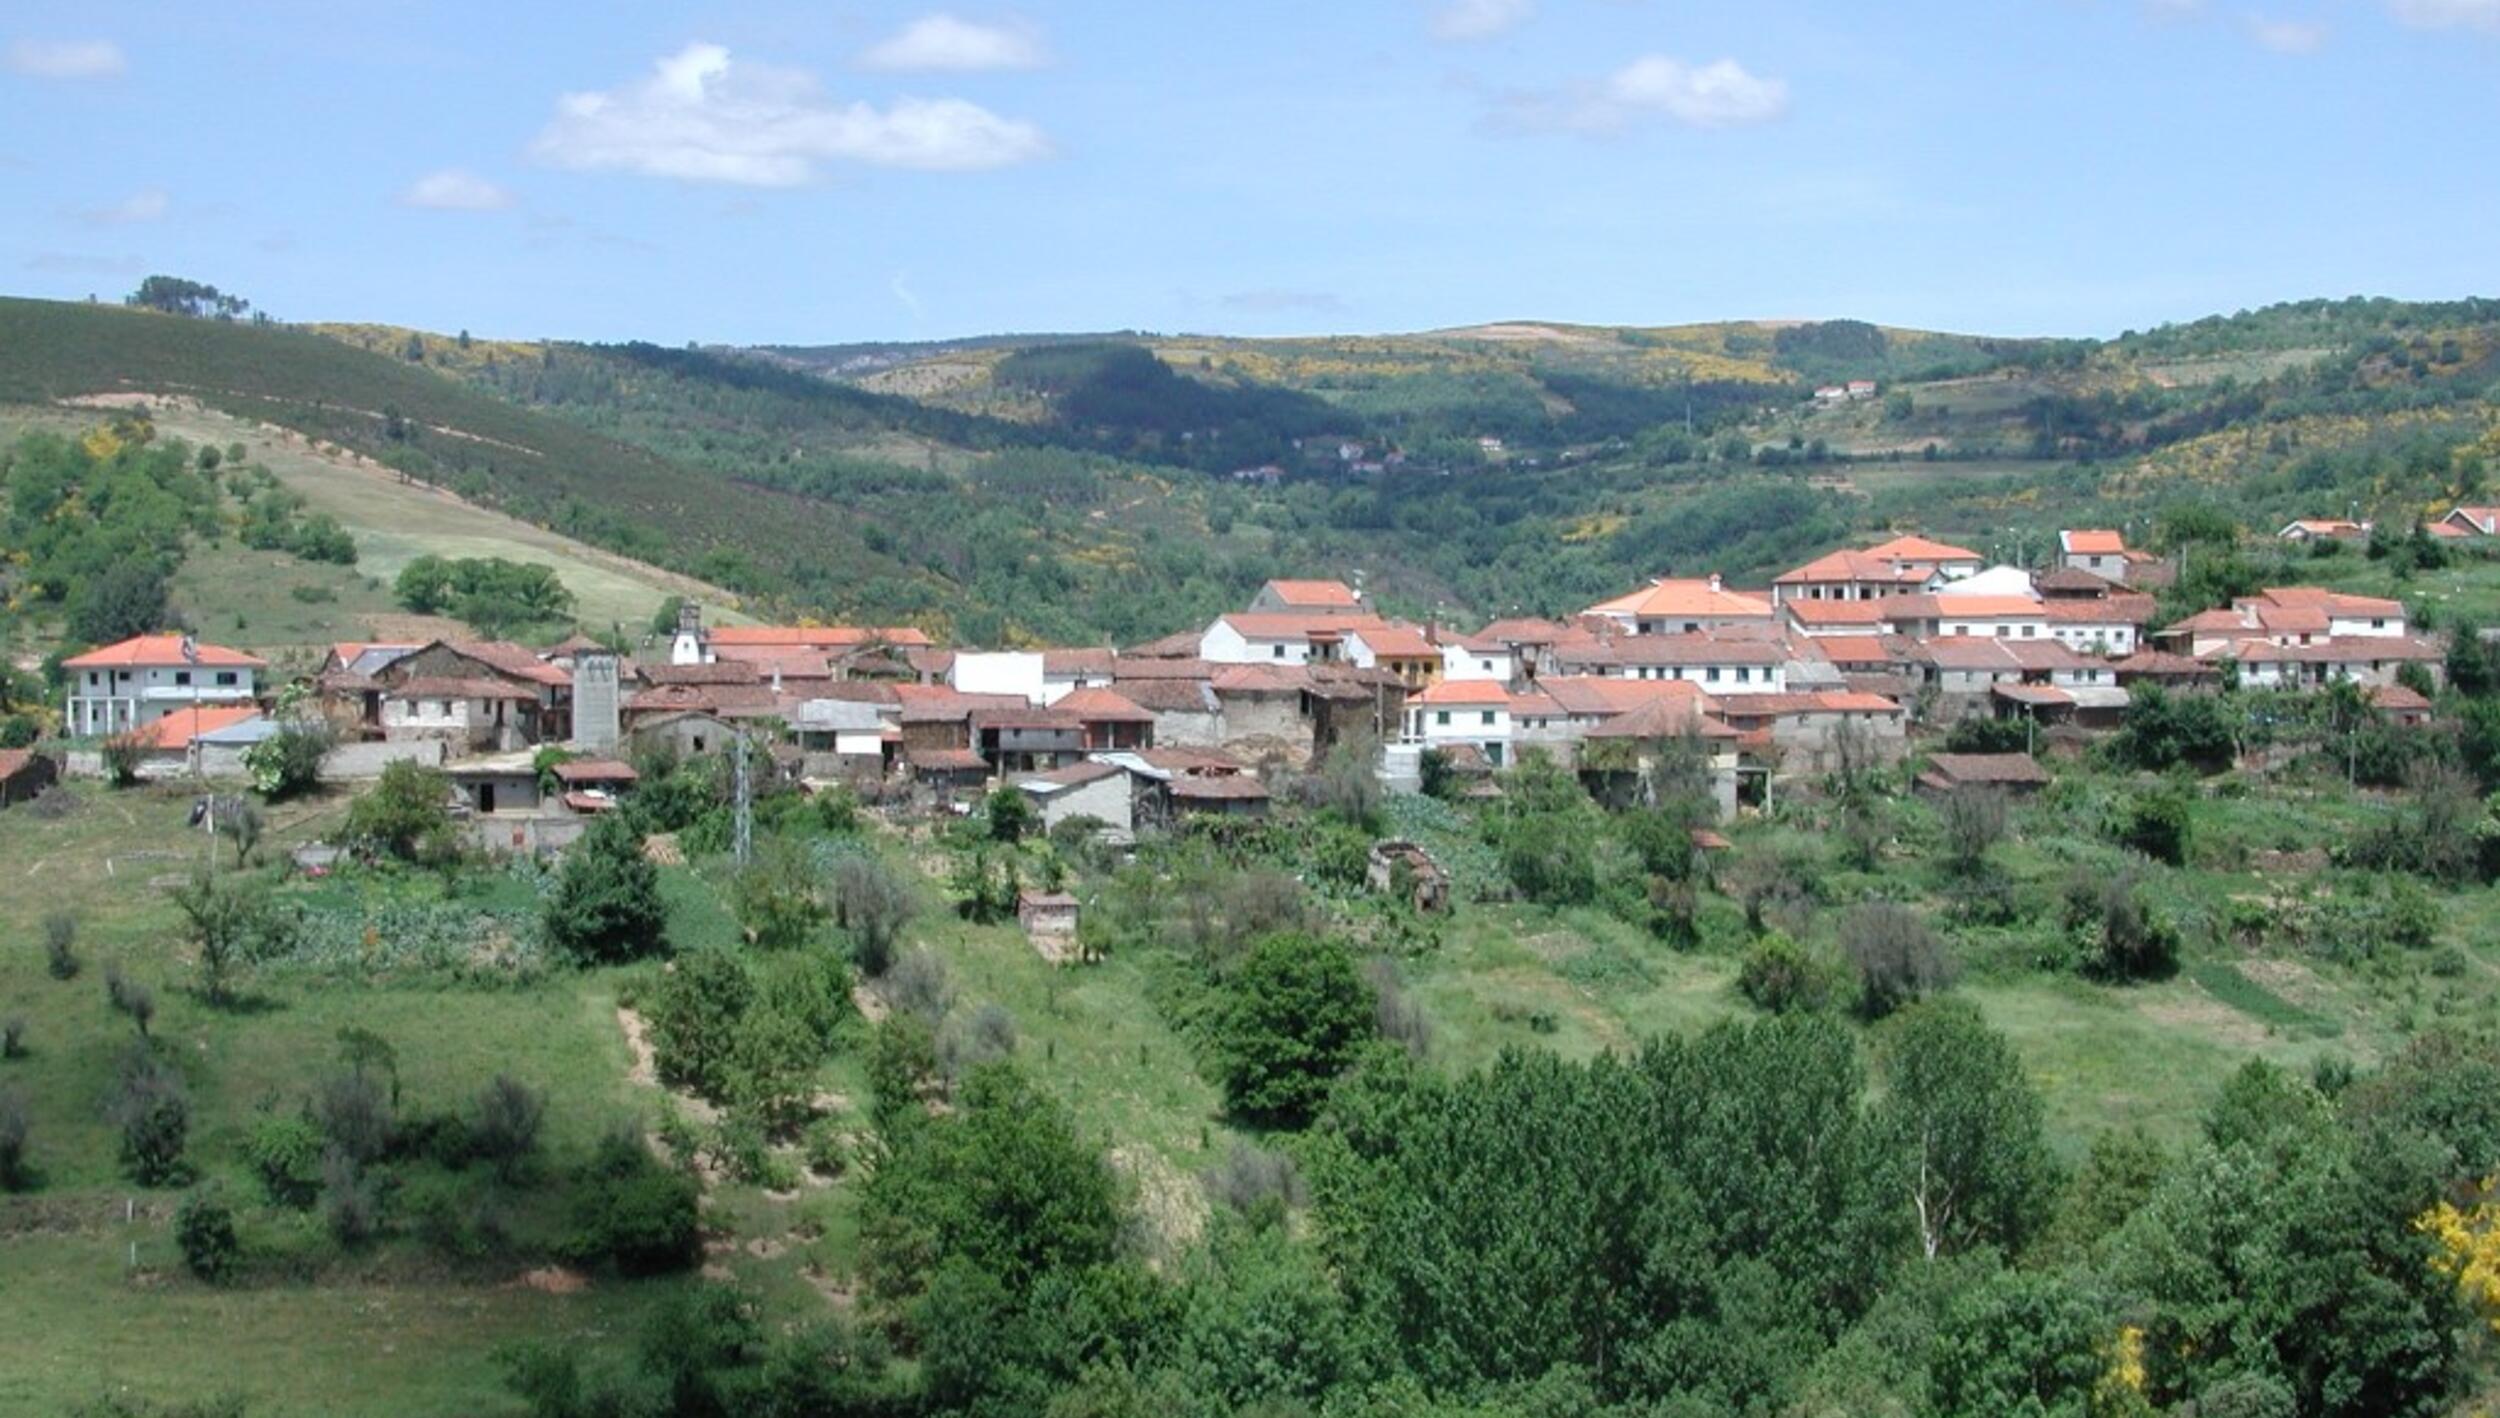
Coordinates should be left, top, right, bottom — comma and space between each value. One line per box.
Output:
1707, 573, 1723, 593
571, 650, 620, 752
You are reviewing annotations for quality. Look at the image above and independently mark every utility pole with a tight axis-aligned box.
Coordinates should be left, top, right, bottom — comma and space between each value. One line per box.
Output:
732, 730, 752, 868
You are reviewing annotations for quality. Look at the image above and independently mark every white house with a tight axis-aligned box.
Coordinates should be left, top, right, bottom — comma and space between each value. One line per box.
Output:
1438, 636, 1516, 684
1934, 565, 2037, 600
1554, 635, 1789, 695
1399, 680, 1512, 768
1199, 613, 1385, 666
952, 651, 1048, 705
63, 635, 264, 738
1582, 575, 1776, 636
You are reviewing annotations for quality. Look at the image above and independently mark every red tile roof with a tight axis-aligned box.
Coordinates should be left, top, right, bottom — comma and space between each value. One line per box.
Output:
1584, 578, 1775, 621
1258, 579, 1361, 609
707, 625, 934, 648
65, 635, 265, 669
2061, 529, 2127, 555
1863, 534, 1983, 563
120, 705, 260, 750
1053, 687, 1156, 723
1407, 679, 1511, 707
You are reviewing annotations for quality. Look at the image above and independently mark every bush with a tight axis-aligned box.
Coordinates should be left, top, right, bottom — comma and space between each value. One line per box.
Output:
245, 1113, 325, 1208
174, 1187, 242, 1283
243, 718, 333, 802
1, 1015, 23, 1059
2113, 787, 2192, 866
321, 1152, 381, 1246
109, 1045, 190, 1185
2067, 871, 2181, 982
983, 785, 1035, 843
867, 1016, 940, 1127
1203, 1141, 1306, 1220
105, 965, 156, 1038
1217, 934, 1375, 1128
315, 1069, 395, 1166
937, 1003, 1018, 1080
344, 759, 457, 863
468, 1074, 545, 1183
564, 1129, 701, 1275
832, 853, 915, 977
1840, 902, 1954, 1020
1364, 957, 1432, 1057
543, 816, 669, 964
44, 912, 79, 980
1737, 932, 1834, 1014
885, 947, 955, 1022
0, 1087, 28, 1190
1938, 787, 2008, 878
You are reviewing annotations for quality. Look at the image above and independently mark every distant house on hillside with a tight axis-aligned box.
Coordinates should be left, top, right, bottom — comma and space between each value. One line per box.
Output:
1247, 579, 1365, 615
63, 635, 265, 739
2277, 518, 2371, 543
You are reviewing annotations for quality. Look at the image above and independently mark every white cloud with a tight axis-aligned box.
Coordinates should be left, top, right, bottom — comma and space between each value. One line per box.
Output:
531, 43, 1049, 184
2243, 14, 2328, 50
2385, 0, 2500, 29
1433, 0, 1534, 41
859, 14, 1048, 72
78, 187, 167, 225
6, 38, 126, 79
25, 250, 141, 274
400, 168, 515, 210
1497, 54, 1789, 134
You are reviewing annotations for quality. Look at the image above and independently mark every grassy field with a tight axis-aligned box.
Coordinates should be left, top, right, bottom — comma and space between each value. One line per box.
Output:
0, 400, 748, 654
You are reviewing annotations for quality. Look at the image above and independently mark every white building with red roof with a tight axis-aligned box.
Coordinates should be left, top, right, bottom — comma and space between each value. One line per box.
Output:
1582, 575, 1776, 636
62, 634, 265, 738
1247, 579, 1365, 614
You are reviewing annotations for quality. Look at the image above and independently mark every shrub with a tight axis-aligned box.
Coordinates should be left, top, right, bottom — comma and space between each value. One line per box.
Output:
542, 816, 669, 964
867, 1016, 940, 1127
1, 1015, 23, 1059
2068, 871, 2180, 982
245, 1113, 325, 1207
1938, 787, 2008, 878
1841, 902, 1954, 1020
983, 785, 1035, 843
170, 870, 259, 1005
109, 1046, 190, 1185
43, 912, 79, 980
243, 718, 333, 802
0, 1087, 28, 1190
1203, 1141, 1306, 1220
344, 759, 457, 863
937, 1004, 1018, 1080
100, 733, 146, 788
322, 1152, 382, 1246
1364, 957, 1432, 1058
885, 947, 955, 1022
174, 1187, 242, 1283
2113, 786, 2191, 866
1738, 931, 1834, 1014
1218, 934, 1375, 1128
106, 966, 156, 1038
831, 853, 915, 977
315, 1069, 395, 1166
468, 1074, 545, 1183
732, 840, 826, 951
564, 1128, 701, 1275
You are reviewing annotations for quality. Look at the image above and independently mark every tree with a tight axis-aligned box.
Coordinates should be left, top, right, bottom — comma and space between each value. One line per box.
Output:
0, 1088, 29, 1190
1927, 1267, 2107, 1418
66, 561, 173, 648
1216, 934, 1374, 1128
169, 870, 257, 1004
542, 816, 668, 964
243, 693, 333, 801
174, 1187, 242, 1283
832, 853, 916, 976
344, 760, 456, 863
650, 947, 755, 1101
110, 1044, 190, 1185
1841, 902, 1953, 1019
126, 275, 250, 319
731, 838, 826, 950
2448, 626, 2498, 700
985, 785, 1036, 844
2113, 786, 2191, 866
469, 1074, 545, 1184
1876, 1001, 2056, 1260
1938, 787, 2008, 878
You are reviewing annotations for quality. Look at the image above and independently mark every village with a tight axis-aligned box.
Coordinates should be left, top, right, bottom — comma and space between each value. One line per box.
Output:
19, 521, 2446, 861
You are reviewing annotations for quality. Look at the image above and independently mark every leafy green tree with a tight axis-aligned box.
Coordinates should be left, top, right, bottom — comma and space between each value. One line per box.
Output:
344, 760, 456, 863
2113, 787, 2191, 866
1927, 1267, 2106, 1418
1217, 934, 1375, 1128
66, 561, 173, 646
984, 785, 1036, 844
1876, 1001, 2057, 1260
174, 1186, 242, 1283
542, 816, 668, 964
1169, 1222, 1364, 1417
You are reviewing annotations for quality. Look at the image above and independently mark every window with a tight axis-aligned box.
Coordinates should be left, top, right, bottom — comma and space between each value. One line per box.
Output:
2372, 618, 2386, 630
215, 672, 237, 687
174, 671, 191, 686
1481, 710, 1496, 726
1736, 667, 1751, 683
1435, 710, 1450, 727
1271, 644, 1285, 659
1705, 667, 1721, 682
87, 672, 98, 688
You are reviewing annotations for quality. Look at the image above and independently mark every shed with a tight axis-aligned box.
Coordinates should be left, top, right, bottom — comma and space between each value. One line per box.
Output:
1915, 752, 2051, 797
1019, 890, 1083, 964
1367, 839, 1451, 912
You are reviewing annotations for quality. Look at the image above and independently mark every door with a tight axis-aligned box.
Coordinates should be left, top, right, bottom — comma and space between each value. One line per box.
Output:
478, 782, 497, 814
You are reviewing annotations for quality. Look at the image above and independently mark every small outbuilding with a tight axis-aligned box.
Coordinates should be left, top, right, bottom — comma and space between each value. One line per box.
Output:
1367, 839, 1451, 913
1915, 752, 2051, 797
0, 748, 59, 807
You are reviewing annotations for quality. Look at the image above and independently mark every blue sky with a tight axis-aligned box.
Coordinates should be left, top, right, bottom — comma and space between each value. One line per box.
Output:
3, 1, 2496, 344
